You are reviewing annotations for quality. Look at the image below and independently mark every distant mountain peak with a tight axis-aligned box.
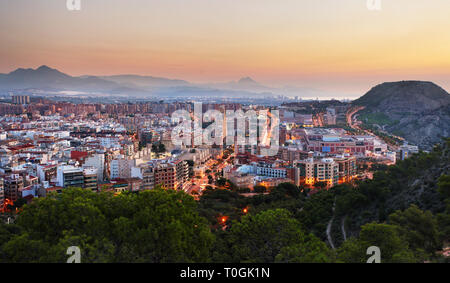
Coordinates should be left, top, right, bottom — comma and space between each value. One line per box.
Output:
8, 67, 33, 75
8, 65, 63, 76
36, 65, 53, 71
238, 77, 258, 84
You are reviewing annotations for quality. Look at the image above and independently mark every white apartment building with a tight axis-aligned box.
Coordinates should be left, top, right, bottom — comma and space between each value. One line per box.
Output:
57, 165, 84, 188
83, 153, 105, 182
251, 162, 287, 179
110, 158, 135, 179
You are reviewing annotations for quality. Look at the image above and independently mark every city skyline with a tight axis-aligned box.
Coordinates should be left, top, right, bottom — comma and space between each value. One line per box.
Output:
1, 0, 450, 97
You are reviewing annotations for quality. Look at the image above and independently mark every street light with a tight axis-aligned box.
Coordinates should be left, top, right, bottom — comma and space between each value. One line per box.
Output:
219, 216, 228, 224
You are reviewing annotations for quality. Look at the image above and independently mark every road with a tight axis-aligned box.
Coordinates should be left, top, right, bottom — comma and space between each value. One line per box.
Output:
326, 197, 336, 250
346, 106, 400, 151
346, 106, 366, 132
341, 216, 347, 242
185, 149, 234, 196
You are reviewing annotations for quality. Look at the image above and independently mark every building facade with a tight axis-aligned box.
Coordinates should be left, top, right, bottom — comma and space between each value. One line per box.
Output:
294, 158, 339, 188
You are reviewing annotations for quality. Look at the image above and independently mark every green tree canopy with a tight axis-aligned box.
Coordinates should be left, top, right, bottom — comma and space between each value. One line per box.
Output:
1, 188, 214, 263
388, 205, 440, 259
337, 223, 416, 263
228, 209, 306, 262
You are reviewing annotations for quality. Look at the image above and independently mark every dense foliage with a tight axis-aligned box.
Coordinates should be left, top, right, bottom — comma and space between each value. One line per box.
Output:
0, 187, 213, 263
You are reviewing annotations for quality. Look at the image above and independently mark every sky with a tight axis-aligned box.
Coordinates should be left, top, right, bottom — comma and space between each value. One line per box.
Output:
0, 0, 449, 97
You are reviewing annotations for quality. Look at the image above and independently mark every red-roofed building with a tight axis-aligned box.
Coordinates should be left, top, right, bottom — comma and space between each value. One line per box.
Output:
71, 151, 89, 162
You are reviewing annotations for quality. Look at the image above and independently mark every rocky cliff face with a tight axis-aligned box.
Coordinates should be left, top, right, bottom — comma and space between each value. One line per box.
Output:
353, 81, 450, 149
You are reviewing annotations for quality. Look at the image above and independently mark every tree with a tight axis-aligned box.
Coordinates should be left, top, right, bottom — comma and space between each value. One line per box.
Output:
297, 190, 334, 240
314, 182, 328, 190
336, 238, 366, 263
228, 209, 306, 262
388, 205, 440, 259
151, 142, 166, 153
275, 233, 335, 263
269, 182, 300, 200
437, 175, 450, 199
337, 223, 416, 263
253, 185, 267, 194
216, 178, 227, 187
1, 233, 50, 263
2, 188, 214, 263
109, 188, 215, 262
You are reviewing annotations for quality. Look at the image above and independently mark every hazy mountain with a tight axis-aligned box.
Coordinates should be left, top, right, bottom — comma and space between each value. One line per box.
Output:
202, 76, 273, 93
234, 76, 268, 89
0, 66, 341, 99
98, 74, 189, 89
353, 81, 450, 149
0, 65, 121, 92
0, 66, 283, 98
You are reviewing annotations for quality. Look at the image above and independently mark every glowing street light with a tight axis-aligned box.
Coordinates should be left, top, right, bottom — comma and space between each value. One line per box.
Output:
219, 216, 228, 224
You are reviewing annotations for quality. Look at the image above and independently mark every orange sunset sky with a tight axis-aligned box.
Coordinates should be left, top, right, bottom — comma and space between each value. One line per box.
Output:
1, 0, 449, 96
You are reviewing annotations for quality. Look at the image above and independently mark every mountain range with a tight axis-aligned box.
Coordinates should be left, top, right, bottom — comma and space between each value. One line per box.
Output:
0, 65, 343, 100
0, 65, 287, 99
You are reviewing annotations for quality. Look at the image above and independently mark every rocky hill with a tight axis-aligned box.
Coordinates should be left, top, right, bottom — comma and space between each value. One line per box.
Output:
353, 81, 450, 149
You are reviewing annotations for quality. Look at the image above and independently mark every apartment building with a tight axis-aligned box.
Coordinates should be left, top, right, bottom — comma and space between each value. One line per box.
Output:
36, 164, 57, 184
223, 166, 254, 189
334, 155, 357, 184
83, 167, 98, 191
0, 178, 4, 209
293, 158, 339, 189
4, 174, 23, 202
57, 166, 84, 188
82, 153, 105, 182
131, 159, 189, 191
110, 158, 134, 180
252, 162, 287, 179
276, 147, 309, 164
